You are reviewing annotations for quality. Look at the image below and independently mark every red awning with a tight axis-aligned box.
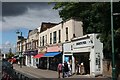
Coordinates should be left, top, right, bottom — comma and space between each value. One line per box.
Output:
33, 54, 44, 58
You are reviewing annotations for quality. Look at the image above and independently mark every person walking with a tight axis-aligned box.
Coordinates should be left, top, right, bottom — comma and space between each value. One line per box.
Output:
64, 61, 69, 77
67, 60, 72, 76
57, 62, 62, 78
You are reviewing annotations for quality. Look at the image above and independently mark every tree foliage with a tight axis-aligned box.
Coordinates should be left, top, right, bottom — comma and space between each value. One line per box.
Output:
53, 2, 120, 60
6, 48, 14, 59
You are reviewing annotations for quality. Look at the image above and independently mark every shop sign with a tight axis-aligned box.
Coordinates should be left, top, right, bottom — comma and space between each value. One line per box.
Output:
47, 46, 60, 52
76, 41, 86, 45
73, 39, 92, 50
95, 53, 101, 71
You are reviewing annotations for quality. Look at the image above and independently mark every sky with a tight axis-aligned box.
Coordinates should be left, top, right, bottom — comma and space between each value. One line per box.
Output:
1, 2, 62, 53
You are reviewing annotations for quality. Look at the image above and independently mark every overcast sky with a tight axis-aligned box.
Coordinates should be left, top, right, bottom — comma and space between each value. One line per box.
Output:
1, 2, 62, 53
2, 2, 62, 31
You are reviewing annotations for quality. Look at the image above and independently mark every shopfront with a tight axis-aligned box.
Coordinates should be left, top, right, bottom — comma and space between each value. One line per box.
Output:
45, 45, 62, 71
63, 34, 103, 77
37, 47, 47, 69
25, 50, 38, 67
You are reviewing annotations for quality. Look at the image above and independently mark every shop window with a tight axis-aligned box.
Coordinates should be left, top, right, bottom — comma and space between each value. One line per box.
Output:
36, 58, 38, 62
53, 31, 57, 44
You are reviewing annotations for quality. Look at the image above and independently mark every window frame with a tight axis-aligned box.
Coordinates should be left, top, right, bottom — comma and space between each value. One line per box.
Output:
50, 33, 52, 44
66, 27, 68, 41
58, 30, 61, 43
53, 31, 57, 44
42, 36, 44, 46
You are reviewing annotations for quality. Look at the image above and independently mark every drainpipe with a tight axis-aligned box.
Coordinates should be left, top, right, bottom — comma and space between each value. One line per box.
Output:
73, 19, 76, 38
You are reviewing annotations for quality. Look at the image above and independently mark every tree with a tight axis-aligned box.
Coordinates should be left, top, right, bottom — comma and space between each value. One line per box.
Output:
53, 2, 120, 77
7, 48, 14, 59
53, 2, 120, 60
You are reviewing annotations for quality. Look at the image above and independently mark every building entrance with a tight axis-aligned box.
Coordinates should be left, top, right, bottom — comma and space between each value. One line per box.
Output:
73, 52, 90, 75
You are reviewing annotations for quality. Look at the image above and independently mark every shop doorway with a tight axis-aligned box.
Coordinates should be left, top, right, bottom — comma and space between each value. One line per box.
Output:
38, 57, 47, 69
73, 52, 90, 75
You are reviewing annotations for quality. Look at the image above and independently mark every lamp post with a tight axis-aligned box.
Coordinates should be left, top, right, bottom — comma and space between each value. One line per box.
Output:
111, 1, 116, 80
111, 1, 120, 79
16, 30, 23, 68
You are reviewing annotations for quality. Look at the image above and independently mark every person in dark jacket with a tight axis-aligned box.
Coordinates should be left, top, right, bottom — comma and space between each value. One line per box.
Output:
64, 61, 69, 77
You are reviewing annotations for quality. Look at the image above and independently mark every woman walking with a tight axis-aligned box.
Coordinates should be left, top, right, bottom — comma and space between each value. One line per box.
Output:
57, 62, 62, 78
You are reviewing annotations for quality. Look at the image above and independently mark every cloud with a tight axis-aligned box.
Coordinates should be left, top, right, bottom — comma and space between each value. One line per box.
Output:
5, 41, 11, 45
2, 2, 62, 31
2, 2, 28, 17
0, 41, 16, 53
2, 2, 55, 17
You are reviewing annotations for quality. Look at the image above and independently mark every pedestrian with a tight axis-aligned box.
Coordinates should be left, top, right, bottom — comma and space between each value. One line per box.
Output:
64, 61, 69, 77
67, 60, 72, 76
57, 62, 62, 78
75, 60, 80, 75
80, 62, 85, 75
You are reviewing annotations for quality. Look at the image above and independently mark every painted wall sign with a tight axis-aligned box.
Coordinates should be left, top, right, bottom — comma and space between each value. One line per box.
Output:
96, 53, 101, 71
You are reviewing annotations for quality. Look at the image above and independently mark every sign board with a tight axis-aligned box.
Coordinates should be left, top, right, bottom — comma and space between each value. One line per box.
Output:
72, 39, 92, 50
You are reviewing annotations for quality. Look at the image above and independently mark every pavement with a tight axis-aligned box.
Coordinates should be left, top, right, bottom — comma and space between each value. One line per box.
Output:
13, 64, 112, 80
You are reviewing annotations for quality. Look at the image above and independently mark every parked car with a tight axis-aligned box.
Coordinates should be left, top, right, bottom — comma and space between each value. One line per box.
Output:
8, 58, 17, 64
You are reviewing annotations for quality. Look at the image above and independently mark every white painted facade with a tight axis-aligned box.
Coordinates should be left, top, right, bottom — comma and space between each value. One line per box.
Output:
63, 34, 103, 77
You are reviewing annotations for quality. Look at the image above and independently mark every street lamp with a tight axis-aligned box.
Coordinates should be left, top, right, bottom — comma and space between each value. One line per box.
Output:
16, 30, 23, 68
110, 1, 120, 80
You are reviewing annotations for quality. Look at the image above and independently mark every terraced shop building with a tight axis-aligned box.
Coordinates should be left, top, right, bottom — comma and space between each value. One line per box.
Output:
35, 18, 83, 71
63, 34, 103, 77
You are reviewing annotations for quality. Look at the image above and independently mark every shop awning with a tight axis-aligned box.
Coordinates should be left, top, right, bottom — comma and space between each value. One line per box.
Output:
33, 54, 44, 58
44, 52, 61, 57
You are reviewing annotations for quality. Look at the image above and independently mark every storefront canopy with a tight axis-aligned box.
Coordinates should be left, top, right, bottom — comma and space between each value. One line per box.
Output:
44, 52, 61, 57
33, 54, 44, 58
